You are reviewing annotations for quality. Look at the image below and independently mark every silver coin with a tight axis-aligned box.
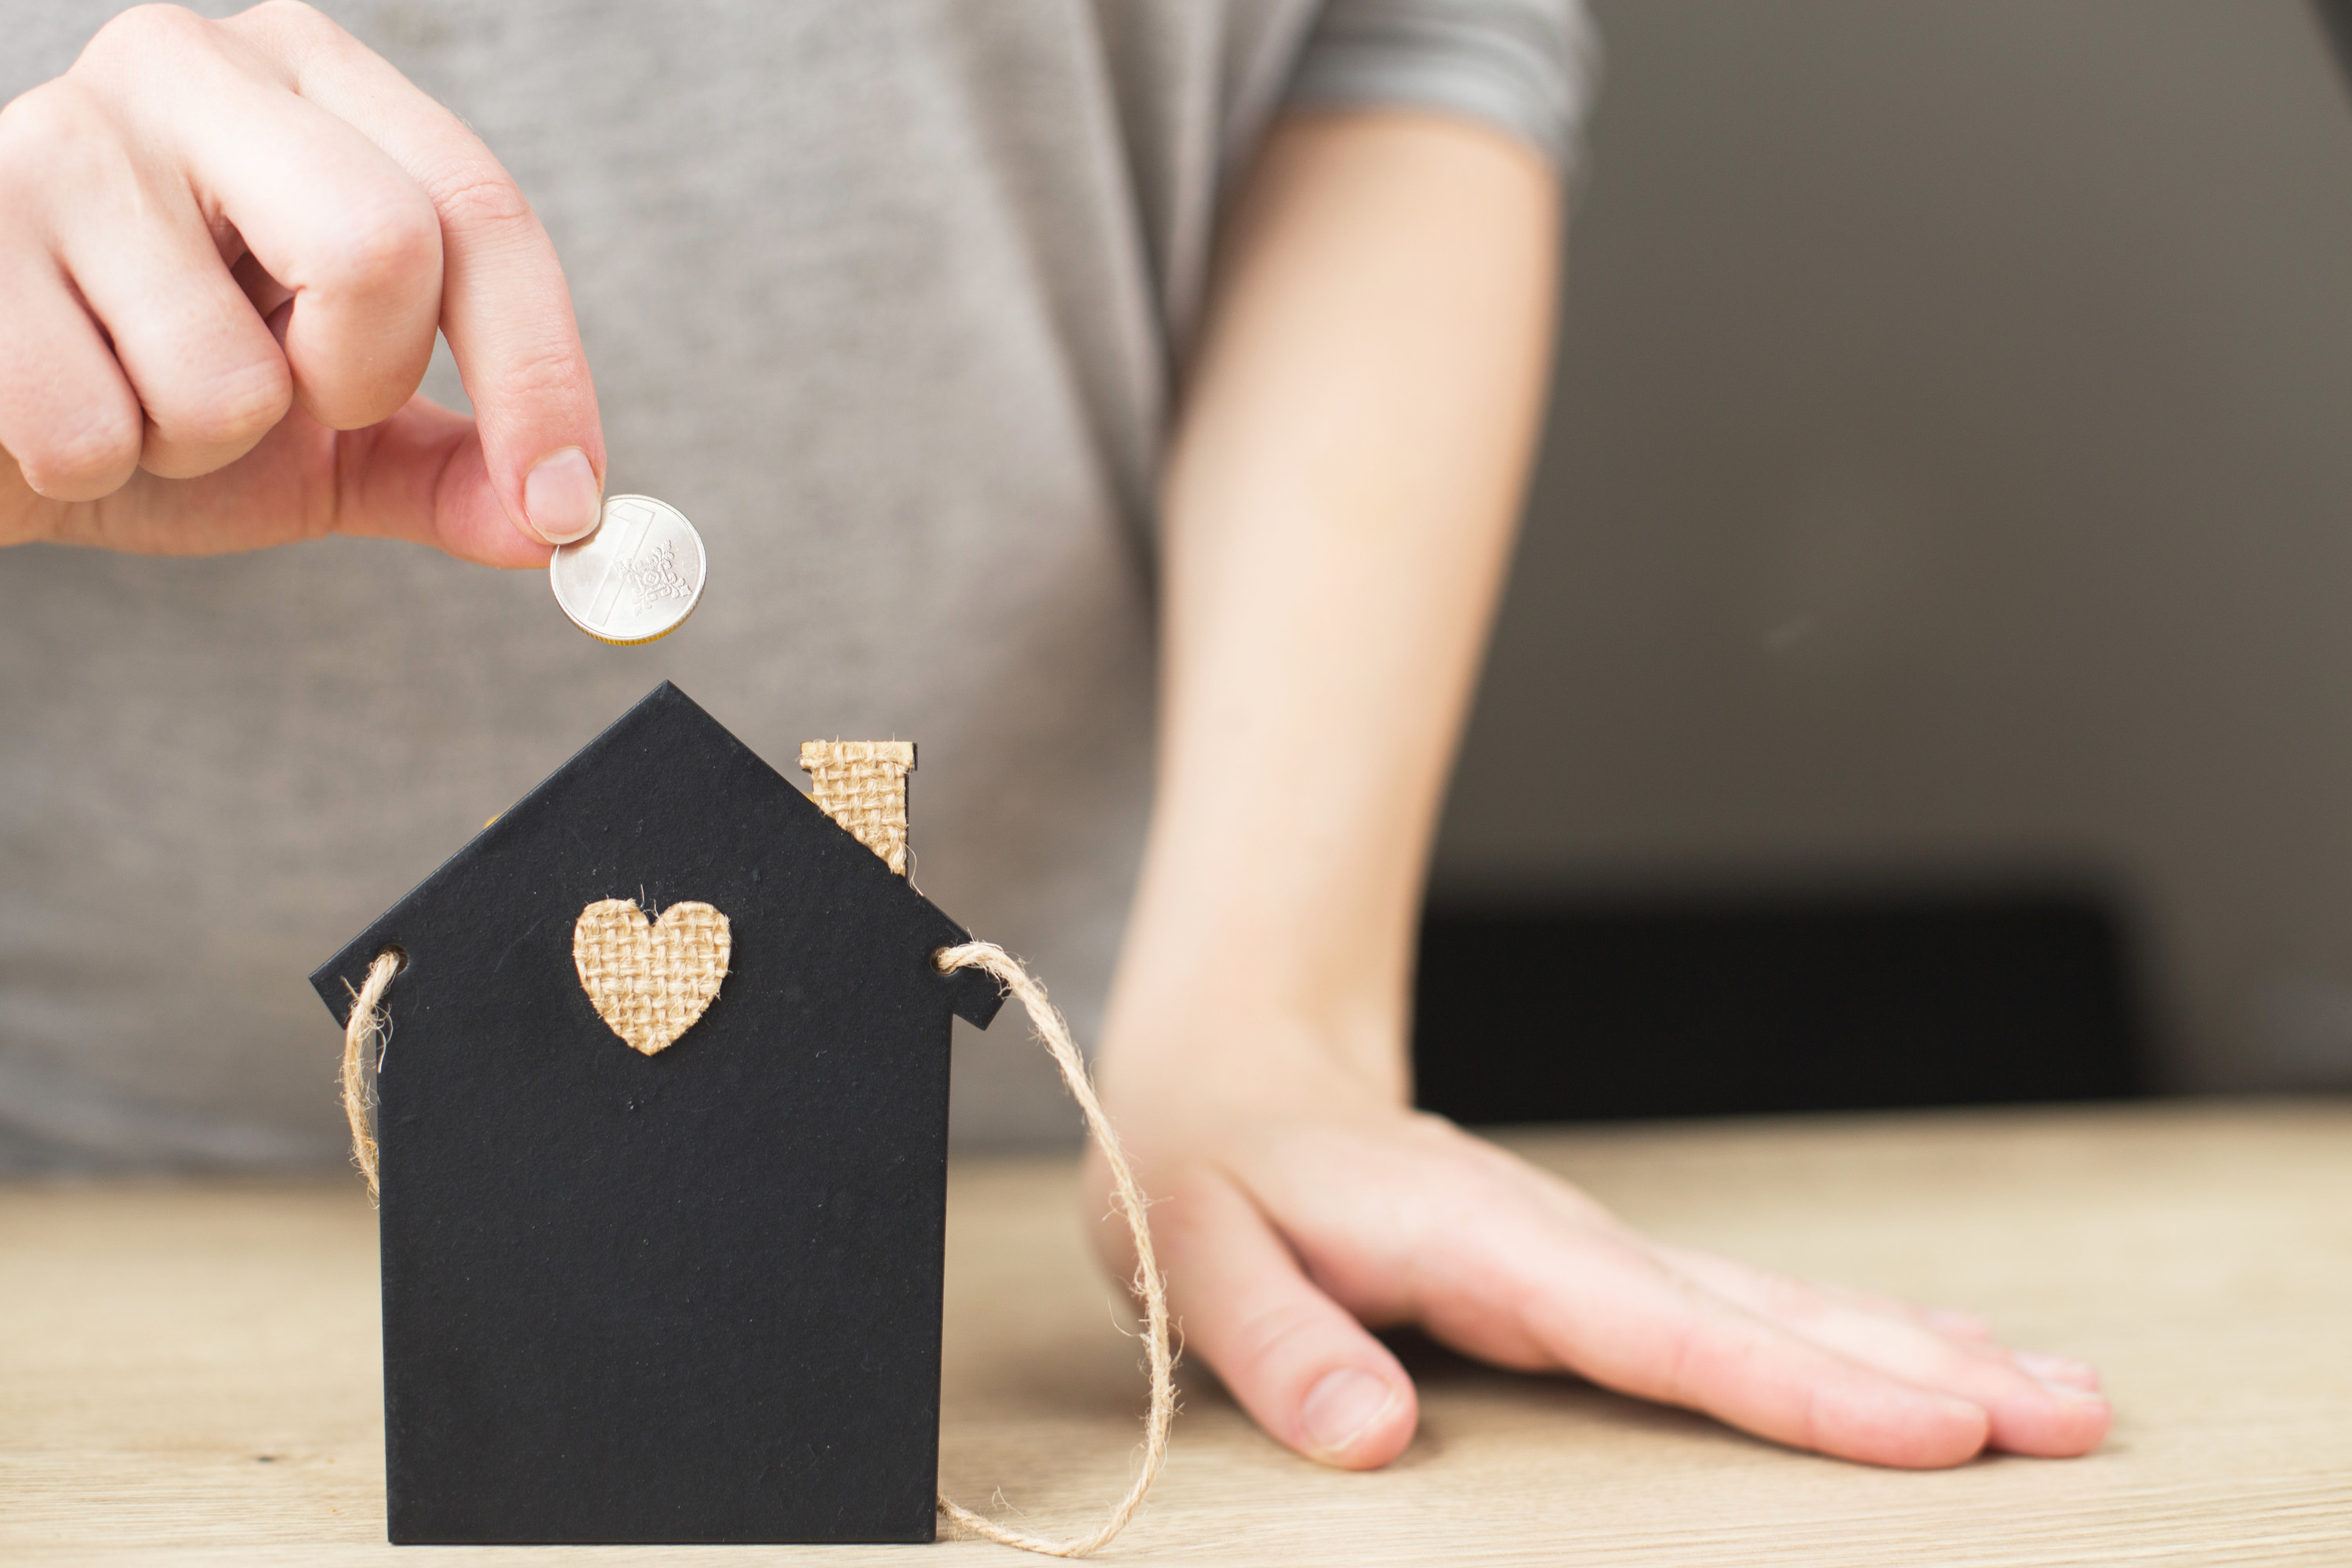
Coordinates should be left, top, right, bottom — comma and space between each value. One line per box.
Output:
549, 495, 707, 645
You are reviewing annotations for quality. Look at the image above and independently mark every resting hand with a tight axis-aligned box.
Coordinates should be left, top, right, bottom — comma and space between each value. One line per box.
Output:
1088, 1046, 2112, 1470
0, 2, 600, 564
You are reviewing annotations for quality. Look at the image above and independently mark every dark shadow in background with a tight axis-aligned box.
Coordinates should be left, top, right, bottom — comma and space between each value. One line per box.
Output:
2316, 0, 2352, 91
1412, 4, 2352, 1122
1413, 887, 2148, 1123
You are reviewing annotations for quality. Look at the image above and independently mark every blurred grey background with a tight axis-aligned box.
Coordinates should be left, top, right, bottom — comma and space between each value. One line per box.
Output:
9, 1, 2349, 1156
1435, 0, 2352, 1095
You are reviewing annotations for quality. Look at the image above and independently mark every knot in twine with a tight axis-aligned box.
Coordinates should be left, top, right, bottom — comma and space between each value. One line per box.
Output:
339, 938, 1173, 1559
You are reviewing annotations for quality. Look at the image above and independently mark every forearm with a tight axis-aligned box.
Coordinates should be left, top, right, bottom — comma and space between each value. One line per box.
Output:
1102, 111, 1560, 1112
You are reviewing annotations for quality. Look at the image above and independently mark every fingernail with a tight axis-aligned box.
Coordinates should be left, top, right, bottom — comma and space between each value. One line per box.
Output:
524, 448, 601, 543
2027, 1371, 2110, 1405
2038, 1381, 2111, 1406
1300, 1367, 1399, 1457
2014, 1350, 2100, 1389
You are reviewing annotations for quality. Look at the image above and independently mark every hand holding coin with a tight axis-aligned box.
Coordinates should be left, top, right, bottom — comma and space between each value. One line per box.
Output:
550, 496, 707, 644
0, 7, 603, 566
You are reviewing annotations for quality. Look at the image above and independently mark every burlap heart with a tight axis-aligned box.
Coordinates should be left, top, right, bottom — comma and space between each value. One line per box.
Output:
572, 898, 731, 1055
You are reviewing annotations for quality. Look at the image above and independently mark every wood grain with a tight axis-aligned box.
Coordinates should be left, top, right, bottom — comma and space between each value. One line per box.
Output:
4, 1100, 2347, 1564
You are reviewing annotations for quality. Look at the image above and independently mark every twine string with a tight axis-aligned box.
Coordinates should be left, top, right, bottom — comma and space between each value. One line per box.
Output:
339, 949, 402, 1205
336, 938, 1171, 1559
930, 939, 1175, 1558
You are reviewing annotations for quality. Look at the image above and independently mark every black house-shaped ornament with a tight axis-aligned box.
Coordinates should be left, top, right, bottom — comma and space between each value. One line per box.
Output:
310, 682, 1004, 1544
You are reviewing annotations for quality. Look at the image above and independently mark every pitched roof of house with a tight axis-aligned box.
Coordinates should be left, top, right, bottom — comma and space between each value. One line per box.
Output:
311, 680, 1004, 1033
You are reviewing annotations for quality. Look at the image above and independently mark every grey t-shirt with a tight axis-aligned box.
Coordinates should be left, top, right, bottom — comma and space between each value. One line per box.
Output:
0, 0, 1592, 1170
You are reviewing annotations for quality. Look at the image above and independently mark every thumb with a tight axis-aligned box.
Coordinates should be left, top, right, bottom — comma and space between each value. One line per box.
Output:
2, 399, 550, 565
350, 395, 558, 567
1155, 1167, 1419, 1469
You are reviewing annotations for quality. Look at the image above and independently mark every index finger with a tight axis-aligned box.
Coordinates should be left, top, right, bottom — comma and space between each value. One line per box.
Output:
230, 1, 605, 549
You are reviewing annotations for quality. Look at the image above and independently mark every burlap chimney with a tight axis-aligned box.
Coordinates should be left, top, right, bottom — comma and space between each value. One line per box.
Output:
798, 741, 916, 877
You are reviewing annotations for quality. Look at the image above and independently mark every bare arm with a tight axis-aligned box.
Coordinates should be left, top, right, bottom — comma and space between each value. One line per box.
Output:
1123, 111, 1551, 1109
1091, 110, 2113, 1471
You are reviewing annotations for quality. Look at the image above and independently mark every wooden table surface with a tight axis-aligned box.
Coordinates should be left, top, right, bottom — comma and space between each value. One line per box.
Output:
5, 1100, 2348, 1565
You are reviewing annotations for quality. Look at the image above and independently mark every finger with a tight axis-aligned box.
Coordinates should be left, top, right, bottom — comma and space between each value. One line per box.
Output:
1738, 1297, 2109, 1457
1646, 1247, 2110, 1457
2011, 1348, 2101, 1392
1487, 1227, 1993, 1468
69, 6, 440, 441
1780, 1308, 2110, 1457
225, 2, 605, 547
1925, 1308, 1998, 1342
1152, 1167, 1418, 1469
0, 240, 143, 500
1653, 1244, 1990, 1346
40, 154, 293, 478
169, 82, 432, 440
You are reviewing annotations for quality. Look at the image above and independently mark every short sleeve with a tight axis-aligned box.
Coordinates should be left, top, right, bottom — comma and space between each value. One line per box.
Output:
1281, 0, 1600, 171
